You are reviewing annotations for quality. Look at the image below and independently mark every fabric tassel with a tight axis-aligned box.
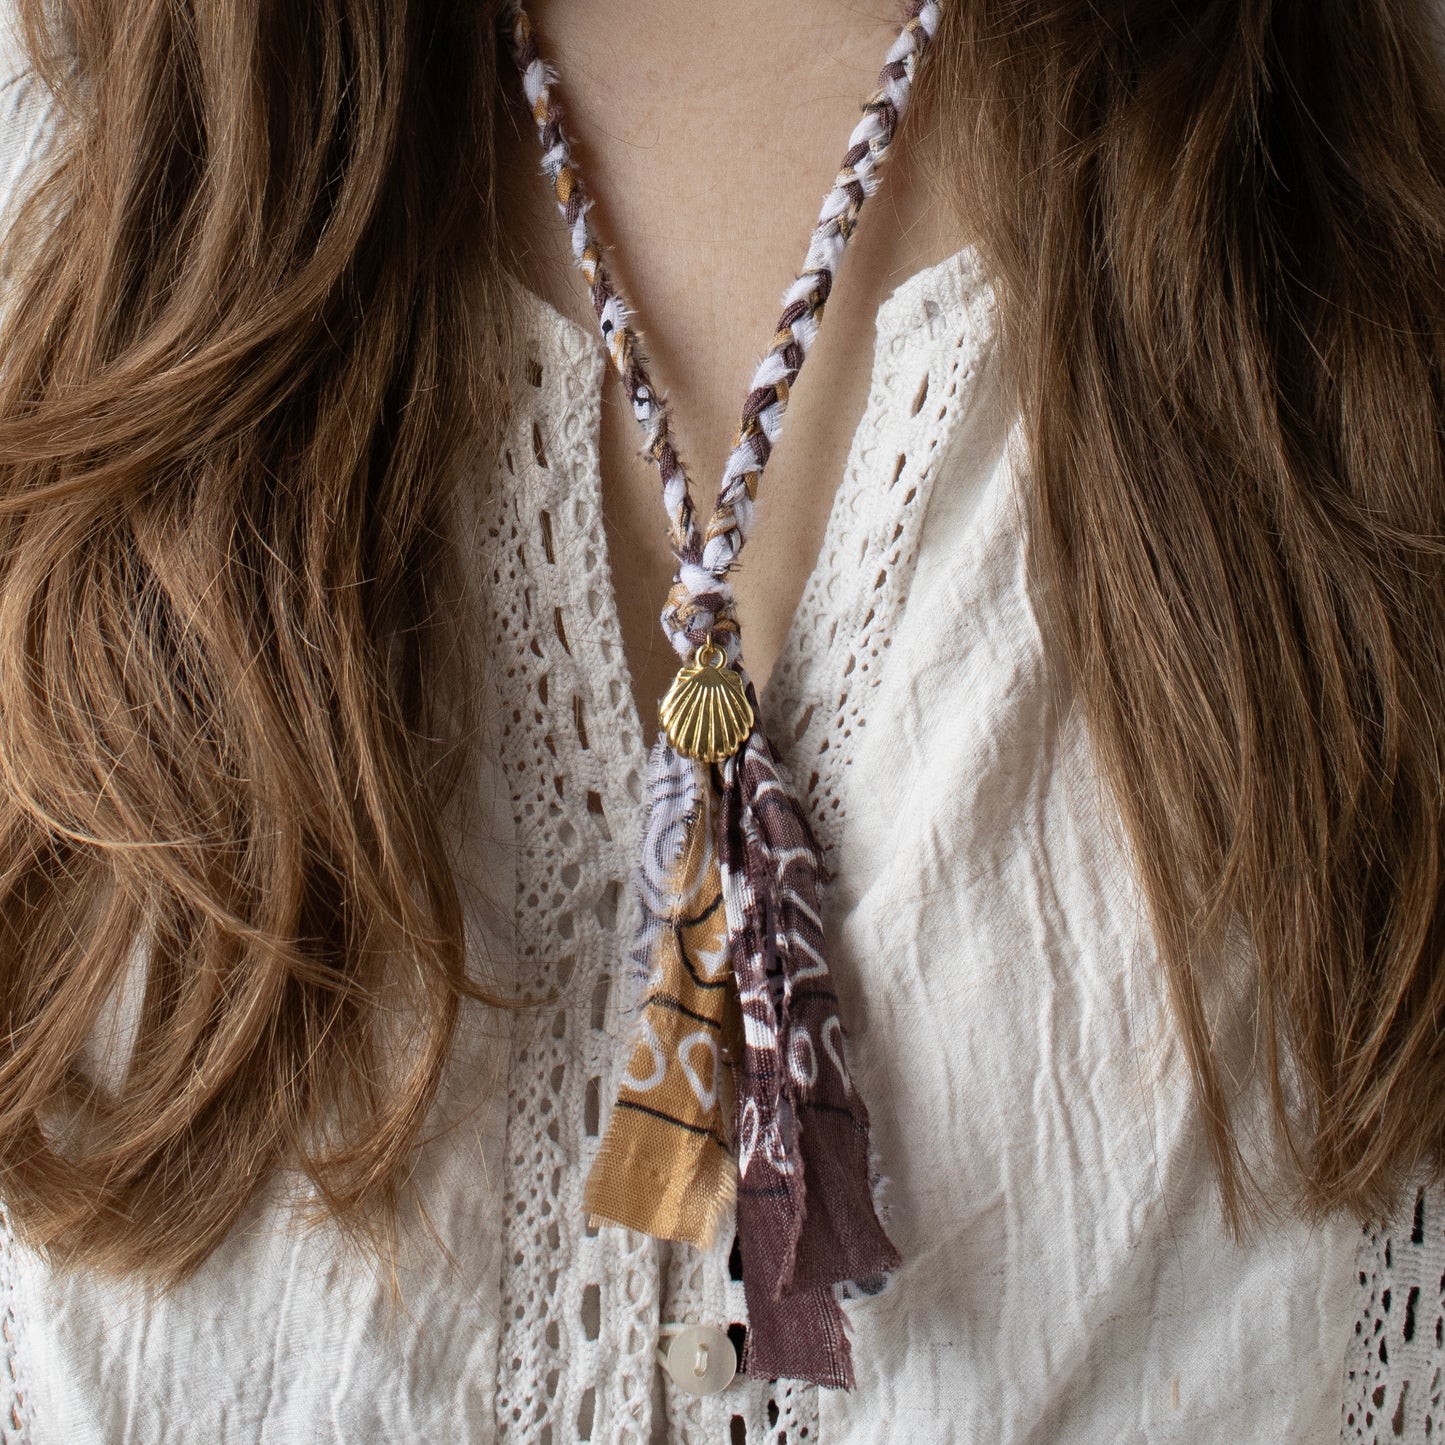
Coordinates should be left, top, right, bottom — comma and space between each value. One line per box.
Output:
719, 707, 901, 1389
584, 740, 737, 1247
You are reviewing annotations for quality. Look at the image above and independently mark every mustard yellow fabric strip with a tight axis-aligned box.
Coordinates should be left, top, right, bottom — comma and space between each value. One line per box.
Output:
584, 780, 736, 1246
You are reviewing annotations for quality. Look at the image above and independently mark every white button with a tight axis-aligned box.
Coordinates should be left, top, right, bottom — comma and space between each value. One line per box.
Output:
662, 1324, 737, 1397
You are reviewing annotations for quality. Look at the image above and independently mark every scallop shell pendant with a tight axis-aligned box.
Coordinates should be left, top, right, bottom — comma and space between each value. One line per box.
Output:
659, 645, 754, 763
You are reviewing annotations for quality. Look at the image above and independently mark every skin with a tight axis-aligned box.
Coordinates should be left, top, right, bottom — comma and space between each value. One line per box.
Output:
498, 0, 961, 731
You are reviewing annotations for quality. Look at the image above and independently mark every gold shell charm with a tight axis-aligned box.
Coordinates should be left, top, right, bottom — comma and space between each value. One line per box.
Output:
659, 645, 754, 763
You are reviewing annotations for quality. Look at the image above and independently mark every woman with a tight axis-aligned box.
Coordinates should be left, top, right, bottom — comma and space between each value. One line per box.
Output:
0, 0, 1438, 1439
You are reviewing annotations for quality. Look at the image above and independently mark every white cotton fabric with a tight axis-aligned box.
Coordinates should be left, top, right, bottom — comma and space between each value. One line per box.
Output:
0, 23, 1430, 1445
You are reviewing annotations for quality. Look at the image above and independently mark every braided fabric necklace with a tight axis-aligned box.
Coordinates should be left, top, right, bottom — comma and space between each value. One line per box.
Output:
506, 1, 940, 1390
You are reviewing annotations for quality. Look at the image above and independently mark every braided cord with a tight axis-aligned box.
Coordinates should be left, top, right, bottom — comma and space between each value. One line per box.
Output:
507, 2, 941, 662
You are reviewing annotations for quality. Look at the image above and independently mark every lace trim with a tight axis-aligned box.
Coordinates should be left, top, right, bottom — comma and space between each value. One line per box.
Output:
764, 248, 999, 855
1344, 1185, 1445, 1442
480, 305, 658, 1444
0, 1210, 29, 1445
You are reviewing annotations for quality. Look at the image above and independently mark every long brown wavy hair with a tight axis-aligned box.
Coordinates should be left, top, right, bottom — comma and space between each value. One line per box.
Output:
0, 0, 1441, 1275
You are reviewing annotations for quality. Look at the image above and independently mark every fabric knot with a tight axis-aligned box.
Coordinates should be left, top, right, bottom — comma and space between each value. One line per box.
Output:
662, 563, 740, 662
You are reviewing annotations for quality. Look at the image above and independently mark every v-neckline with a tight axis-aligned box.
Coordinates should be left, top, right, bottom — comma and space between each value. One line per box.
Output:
508, 242, 985, 773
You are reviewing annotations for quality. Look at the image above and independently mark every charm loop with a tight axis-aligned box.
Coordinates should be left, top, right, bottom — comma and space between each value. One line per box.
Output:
659, 645, 754, 763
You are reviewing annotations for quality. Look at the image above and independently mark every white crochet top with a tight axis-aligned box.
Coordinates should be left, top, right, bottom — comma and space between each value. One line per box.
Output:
0, 27, 1442, 1445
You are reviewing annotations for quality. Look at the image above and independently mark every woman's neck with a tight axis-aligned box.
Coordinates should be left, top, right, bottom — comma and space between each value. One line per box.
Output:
498, 0, 962, 716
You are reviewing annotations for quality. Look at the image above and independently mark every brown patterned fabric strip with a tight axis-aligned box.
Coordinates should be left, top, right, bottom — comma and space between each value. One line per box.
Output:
720, 717, 900, 1388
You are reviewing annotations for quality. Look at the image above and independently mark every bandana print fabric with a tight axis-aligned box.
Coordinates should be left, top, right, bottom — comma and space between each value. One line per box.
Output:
719, 720, 900, 1389
584, 742, 738, 1246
